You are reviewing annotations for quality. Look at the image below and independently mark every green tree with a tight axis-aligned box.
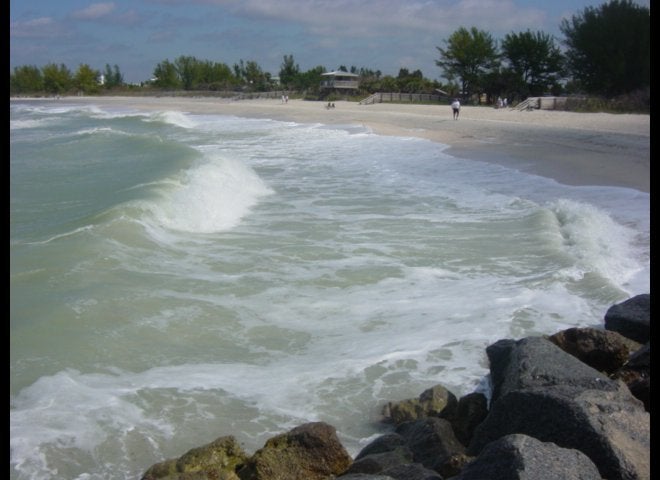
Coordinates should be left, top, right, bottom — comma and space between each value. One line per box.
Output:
501, 30, 564, 97
73, 64, 100, 94
358, 67, 381, 80
355, 68, 382, 94
113, 65, 124, 86
103, 63, 124, 89
480, 67, 520, 104
174, 55, 200, 90
237, 60, 268, 91
436, 26, 499, 101
42, 63, 72, 94
279, 54, 300, 89
203, 61, 236, 90
152, 59, 181, 89
396, 68, 432, 93
560, 0, 649, 96
379, 76, 399, 93
294, 65, 326, 92
10, 65, 44, 94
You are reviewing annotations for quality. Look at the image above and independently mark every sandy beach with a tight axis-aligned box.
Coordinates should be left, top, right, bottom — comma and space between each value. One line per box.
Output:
24, 96, 649, 193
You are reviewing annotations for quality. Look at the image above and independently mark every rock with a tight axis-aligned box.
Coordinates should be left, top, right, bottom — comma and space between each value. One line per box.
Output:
611, 343, 650, 411
141, 435, 248, 480
343, 449, 413, 476
627, 376, 650, 412
355, 417, 465, 476
485, 336, 620, 404
381, 462, 443, 479
626, 343, 651, 369
434, 452, 473, 478
354, 434, 408, 461
454, 434, 602, 480
450, 392, 488, 447
381, 384, 485, 449
548, 327, 641, 374
382, 384, 458, 425
237, 422, 352, 480
469, 336, 650, 480
337, 474, 396, 480
604, 294, 650, 343
395, 417, 465, 471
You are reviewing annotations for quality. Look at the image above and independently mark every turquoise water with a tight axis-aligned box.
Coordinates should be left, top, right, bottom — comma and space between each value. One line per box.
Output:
10, 99, 649, 479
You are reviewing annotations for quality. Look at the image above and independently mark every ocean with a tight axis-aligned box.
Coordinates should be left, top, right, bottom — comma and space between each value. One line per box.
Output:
10, 99, 650, 480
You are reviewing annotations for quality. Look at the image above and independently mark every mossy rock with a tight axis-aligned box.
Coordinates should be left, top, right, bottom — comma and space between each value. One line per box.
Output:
383, 384, 458, 425
238, 422, 352, 480
142, 435, 247, 480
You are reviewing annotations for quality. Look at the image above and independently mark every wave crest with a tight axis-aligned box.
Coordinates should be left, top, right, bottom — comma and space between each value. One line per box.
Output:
146, 154, 273, 234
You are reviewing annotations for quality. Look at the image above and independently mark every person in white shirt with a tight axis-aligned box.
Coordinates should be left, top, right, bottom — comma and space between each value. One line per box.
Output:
451, 99, 460, 120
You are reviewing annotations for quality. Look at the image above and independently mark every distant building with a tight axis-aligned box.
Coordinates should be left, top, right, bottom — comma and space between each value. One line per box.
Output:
320, 71, 359, 91
98, 74, 105, 85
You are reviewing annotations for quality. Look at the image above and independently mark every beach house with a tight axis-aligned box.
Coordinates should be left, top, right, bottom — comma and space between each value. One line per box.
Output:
320, 71, 359, 93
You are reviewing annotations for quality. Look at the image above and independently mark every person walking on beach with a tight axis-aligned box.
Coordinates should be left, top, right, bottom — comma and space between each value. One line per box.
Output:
451, 99, 460, 120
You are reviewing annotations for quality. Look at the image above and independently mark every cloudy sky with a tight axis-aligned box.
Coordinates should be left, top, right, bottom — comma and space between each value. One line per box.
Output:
9, 0, 650, 84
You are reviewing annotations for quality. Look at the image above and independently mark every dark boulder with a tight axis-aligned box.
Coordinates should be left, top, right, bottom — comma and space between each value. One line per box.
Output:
611, 343, 650, 411
455, 433, 602, 480
337, 474, 396, 480
350, 417, 465, 477
451, 392, 488, 447
395, 417, 465, 471
434, 452, 473, 478
354, 434, 408, 461
485, 336, 619, 404
467, 386, 649, 480
380, 462, 443, 479
469, 336, 650, 480
343, 448, 413, 476
604, 294, 650, 343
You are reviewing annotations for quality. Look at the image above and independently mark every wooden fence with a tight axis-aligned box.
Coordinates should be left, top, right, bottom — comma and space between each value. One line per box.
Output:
359, 92, 443, 105
513, 96, 569, 111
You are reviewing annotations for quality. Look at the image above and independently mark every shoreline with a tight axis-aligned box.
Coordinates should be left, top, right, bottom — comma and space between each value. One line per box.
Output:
12, 96, 650, 193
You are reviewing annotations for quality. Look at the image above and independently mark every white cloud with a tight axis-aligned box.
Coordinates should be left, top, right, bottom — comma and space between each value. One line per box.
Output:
71, 2, 117, 20
201, 0, 546, 36
23, 17, 55, 28
10, 17, 67, 38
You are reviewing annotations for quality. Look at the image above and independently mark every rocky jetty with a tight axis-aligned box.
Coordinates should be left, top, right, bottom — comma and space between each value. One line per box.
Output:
141, 294, 650, 480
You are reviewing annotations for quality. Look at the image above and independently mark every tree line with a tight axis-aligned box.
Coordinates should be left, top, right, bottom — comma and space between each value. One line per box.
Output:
10, 0, 649, 107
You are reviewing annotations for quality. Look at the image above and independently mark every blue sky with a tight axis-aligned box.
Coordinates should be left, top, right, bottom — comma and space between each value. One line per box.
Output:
10, 0, 650, 84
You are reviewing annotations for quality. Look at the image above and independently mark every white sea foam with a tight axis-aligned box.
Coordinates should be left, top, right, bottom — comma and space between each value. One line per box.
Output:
145, 152, 273, 235
10, 118, 54, 130
146, 110, 198, 129
547, 198, 644, 288
24, 225, 95, 245
10, 369, 175, 480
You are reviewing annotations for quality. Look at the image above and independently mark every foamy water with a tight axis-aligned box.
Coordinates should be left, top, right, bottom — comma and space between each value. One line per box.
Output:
10, 99, 649, 480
